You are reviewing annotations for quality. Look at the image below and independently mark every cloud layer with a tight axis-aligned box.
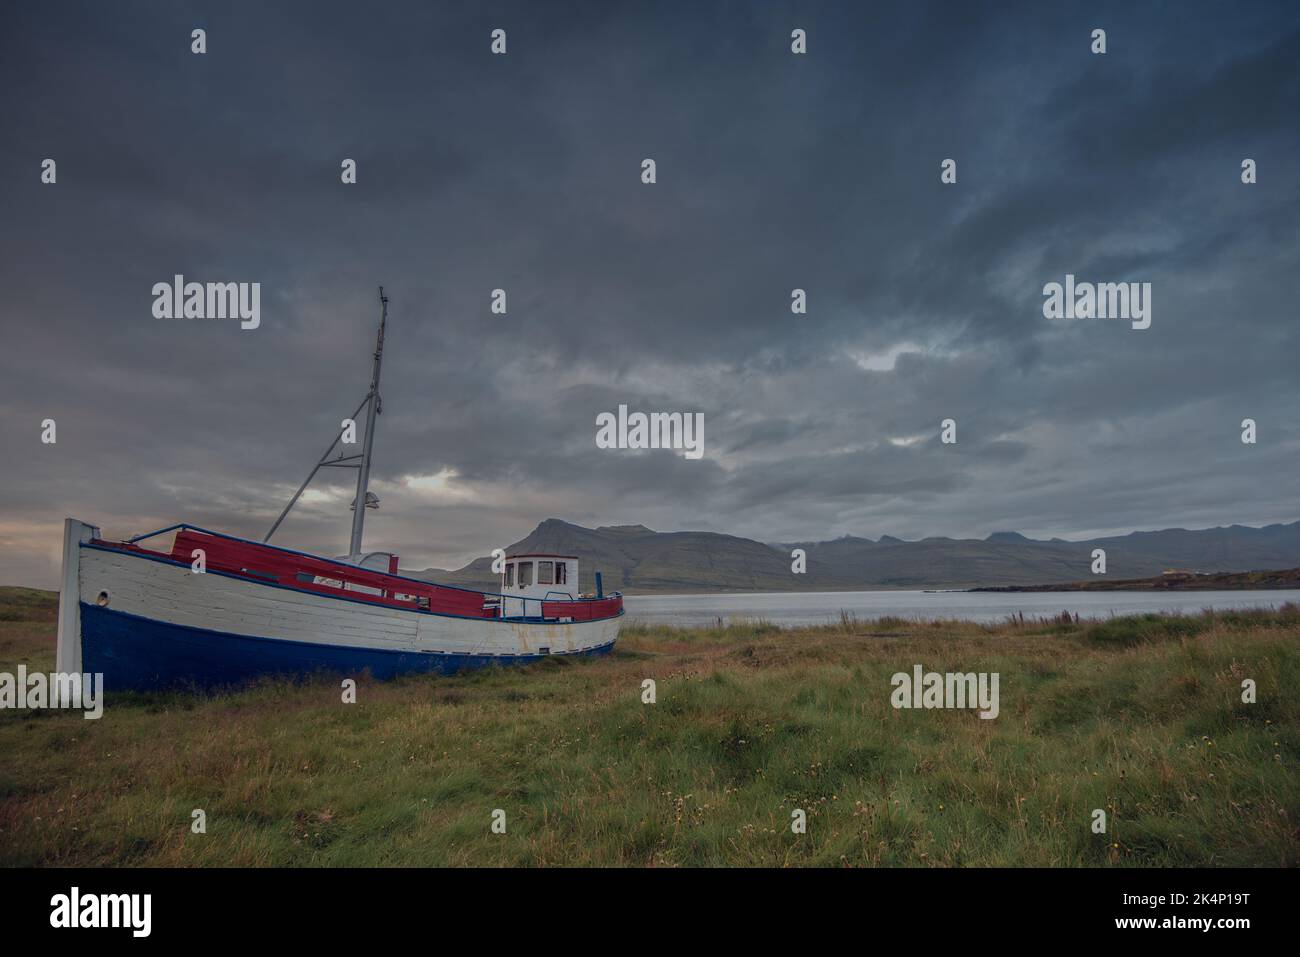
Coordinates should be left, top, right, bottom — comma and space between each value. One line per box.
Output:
2, 1, 1298, 587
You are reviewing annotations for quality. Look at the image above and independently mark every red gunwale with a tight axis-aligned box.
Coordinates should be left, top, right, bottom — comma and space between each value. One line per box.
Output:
90, 528, 623, 623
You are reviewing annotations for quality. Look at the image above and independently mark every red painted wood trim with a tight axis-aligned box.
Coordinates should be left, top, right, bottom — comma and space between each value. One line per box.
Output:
88, 532, 623, 623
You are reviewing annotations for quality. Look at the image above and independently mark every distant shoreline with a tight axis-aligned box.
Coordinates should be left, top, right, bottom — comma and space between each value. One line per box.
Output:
618, 567, 1300, 597
969, 568, 1300, 593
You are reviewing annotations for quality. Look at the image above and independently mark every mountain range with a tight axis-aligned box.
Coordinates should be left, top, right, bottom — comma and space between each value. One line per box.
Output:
405, 518, 1300, 593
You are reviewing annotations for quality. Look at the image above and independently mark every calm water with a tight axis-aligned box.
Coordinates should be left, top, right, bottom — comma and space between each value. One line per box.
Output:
621, 589, 1300, 628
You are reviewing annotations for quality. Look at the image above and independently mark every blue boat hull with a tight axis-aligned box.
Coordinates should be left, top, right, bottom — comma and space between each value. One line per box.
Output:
81, 602, 616, 692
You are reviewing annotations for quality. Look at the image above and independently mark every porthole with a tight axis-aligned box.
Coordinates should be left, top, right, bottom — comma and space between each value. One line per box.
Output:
95, 590, 110, 607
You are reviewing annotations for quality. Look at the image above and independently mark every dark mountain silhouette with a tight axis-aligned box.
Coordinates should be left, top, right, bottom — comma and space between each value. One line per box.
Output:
407, 518, 1300, 593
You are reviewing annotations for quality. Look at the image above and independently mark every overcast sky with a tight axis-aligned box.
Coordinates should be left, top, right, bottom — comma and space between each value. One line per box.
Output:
2, 0, 1298, 588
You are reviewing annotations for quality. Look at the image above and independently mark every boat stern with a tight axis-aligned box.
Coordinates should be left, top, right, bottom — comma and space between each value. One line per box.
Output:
56, 517, 100, 677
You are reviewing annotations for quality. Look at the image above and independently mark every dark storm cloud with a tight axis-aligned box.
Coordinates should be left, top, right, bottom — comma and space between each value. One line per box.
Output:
1, 0, 1298, 587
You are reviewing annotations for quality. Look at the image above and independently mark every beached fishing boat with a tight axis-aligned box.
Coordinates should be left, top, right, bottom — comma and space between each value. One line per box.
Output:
55, 290, 622, 690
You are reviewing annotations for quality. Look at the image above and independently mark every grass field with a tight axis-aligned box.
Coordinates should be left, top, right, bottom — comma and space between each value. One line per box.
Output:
0, 586, 1296, 867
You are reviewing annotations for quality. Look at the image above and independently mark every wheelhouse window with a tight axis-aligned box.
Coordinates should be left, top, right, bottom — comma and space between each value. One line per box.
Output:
538, 561, 554, 585
555, 562, 567, 585
505, 563, 514, 587
519, 561, 533, 587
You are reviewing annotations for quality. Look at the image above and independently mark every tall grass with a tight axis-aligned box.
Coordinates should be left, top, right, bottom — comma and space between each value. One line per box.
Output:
0, 588, 1295, 866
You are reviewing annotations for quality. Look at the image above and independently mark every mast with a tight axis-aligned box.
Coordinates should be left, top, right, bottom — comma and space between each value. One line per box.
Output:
263, 287, 388, 553
348, 286, 388, 557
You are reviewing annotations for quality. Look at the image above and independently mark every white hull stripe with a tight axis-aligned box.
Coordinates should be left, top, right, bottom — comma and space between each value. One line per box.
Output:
79, 545, 622, 657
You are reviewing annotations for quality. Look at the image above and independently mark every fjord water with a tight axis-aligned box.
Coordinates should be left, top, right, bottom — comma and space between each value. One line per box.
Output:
622, 590, 1300, 628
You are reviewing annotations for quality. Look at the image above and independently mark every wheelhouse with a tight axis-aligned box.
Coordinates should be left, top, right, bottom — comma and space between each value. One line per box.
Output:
502, 553, 578, 597
501, 552, 579, 618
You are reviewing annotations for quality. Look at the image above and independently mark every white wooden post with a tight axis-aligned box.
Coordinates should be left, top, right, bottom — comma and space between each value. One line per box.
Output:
55, 518, 98, 677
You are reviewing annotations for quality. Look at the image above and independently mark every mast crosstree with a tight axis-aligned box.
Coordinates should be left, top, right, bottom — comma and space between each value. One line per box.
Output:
264, 287, 389, 558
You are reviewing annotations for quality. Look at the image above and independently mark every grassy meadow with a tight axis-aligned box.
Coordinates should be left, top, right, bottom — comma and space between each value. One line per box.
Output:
0, 586, 1296, 867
